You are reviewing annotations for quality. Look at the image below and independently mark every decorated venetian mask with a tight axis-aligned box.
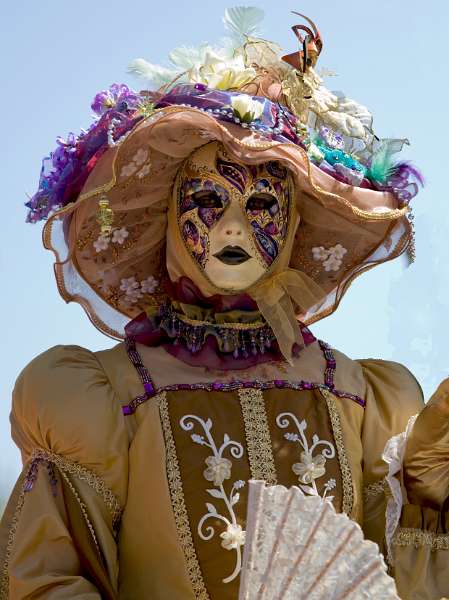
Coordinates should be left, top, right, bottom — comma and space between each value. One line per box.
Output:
174, 142, 295, 291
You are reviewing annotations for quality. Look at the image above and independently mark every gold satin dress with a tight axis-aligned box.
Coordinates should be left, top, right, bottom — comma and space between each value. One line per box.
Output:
1, 337, 447, 599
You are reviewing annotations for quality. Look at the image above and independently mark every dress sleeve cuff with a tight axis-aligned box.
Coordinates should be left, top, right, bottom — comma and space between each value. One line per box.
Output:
382, 414, 418, 561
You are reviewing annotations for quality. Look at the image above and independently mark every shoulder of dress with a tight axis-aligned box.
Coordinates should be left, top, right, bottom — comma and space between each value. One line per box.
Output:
14, 344, 111, 402
11, 344, 129, 473
328, 347, 367, 400
355, 358, 424, 412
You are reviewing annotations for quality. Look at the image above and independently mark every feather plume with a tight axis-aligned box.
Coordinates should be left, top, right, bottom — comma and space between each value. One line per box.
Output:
169, 45, 209, 70
169, 44, 231, 70
127, 58, 178, 87
223, 6, 264, 44
390, 161, 425, 187
368, 138, 409, 184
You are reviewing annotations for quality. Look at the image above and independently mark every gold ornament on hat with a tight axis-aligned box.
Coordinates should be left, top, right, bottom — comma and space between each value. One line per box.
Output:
96, 195, 114, 235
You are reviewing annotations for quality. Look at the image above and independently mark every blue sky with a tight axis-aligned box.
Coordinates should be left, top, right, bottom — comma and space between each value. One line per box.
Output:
1, 0, 448, 501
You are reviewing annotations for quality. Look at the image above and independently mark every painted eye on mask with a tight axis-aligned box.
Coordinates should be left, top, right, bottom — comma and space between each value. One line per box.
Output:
246, 193, 278, 213
191, 190, 224, 209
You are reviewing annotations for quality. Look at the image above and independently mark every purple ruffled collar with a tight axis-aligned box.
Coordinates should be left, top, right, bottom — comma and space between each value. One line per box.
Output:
125, 277, 316, 371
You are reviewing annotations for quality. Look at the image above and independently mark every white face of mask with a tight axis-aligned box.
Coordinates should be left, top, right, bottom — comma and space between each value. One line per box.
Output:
174, 142, 295, 292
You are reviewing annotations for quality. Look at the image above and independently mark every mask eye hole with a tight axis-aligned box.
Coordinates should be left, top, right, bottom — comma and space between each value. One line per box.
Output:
191, 190, 223, 209
246, 193, 277, 212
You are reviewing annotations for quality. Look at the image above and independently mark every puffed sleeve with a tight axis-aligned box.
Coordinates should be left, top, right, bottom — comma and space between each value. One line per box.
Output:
359, 360, 449, 600
0, 345, 129, 599
392, 378, 449, 600
358, 359, 424, 548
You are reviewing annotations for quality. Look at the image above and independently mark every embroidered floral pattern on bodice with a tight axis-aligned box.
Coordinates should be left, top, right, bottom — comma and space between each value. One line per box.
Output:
180, 414, 245, 583
276, 411, 337, 501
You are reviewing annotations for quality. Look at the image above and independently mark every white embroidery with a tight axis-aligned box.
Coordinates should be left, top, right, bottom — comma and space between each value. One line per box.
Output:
133, 148, 148, 166
93, 233, 110, 253
120, 162, 138, 178
93, 226, 129, 253
140, 276, 159, 294
119, 276, 143, 304
312, 243, 347, 272
136, 163, 151, 178
111, 227, 129, 244
116, 275, 159, 304
119, 148, 151, 180
180, 415, 245, 583
276, 412, 336, 500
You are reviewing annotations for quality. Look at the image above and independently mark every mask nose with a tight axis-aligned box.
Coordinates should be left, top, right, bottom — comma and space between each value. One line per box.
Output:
217, 198, 245, 238
225, 225, 243, 237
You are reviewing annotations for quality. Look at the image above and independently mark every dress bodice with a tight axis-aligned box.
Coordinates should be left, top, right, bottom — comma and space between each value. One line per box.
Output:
0, 340, 423, 600
115, 338, 419, 599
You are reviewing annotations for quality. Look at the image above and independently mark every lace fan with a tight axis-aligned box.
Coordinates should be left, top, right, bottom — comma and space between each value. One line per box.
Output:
239, 481, 399, 600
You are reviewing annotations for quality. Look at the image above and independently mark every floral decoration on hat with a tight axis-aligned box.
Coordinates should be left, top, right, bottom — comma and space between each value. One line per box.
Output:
26, 7, 423, 225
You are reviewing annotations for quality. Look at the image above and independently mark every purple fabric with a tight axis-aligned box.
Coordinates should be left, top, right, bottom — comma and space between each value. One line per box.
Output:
125, 277, 316, 371
27, 92, 142, 222
167, 276, 259, 312
156, 84, 303, 147
91, 83, 140, 116
27, 82, 423, 224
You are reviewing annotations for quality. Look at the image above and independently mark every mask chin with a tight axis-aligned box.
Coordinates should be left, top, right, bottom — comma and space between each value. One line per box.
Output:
204, 254, 267, 292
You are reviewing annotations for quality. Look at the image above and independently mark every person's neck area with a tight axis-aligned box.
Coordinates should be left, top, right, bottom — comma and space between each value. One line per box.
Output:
125, 277, 315, 371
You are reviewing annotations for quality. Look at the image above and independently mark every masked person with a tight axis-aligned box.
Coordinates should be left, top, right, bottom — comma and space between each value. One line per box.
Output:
1, 9, 447, 600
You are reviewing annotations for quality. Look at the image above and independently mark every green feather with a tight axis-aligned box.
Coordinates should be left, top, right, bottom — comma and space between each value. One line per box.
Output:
368, 142, 394, 184
367, 138, 409, 184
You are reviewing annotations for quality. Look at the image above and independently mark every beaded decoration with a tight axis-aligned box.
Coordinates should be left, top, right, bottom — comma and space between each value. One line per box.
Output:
158, 304, 276, 358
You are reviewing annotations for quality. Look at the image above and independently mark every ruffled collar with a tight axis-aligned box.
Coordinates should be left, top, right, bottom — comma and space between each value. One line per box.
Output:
125, 279, 316, 371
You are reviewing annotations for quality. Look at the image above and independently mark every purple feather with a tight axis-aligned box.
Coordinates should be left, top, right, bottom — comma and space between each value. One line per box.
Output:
390, 161, 425, 187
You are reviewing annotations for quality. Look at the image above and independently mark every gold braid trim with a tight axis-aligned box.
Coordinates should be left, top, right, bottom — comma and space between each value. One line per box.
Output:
0, 451, 116, 599
158, 392, 210, 600
30, 448, 122, 528
0, 475, 27, 599
363, 479, 389, 501
176, 312, 266, 331
393, 528, 449, 551
320, 389, 354, 517
58, 469, 100, 553
238, 389, 277, 485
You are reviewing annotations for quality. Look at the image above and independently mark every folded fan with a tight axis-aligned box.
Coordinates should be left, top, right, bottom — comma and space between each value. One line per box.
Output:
239, 481, 399, 600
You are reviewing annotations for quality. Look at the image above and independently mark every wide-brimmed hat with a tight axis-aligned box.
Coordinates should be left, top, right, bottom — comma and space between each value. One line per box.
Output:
27, 8, 422, 342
